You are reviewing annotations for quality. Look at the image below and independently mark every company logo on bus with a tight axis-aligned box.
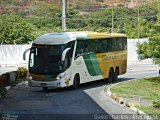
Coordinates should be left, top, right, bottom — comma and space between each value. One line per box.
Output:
102, 53, 127, 61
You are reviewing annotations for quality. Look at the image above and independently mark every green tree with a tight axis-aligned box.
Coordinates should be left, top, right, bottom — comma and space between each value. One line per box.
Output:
137, 2, 160, 64
0, 15, 34, 44
137, 36, 160, 64
147, 36, 160, 64
158, 2, 160, 23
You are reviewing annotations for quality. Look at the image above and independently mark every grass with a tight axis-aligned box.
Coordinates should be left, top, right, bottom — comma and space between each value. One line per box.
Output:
107, 77, 160, 117
110, 77, 160, 100
137, 106, 160, 119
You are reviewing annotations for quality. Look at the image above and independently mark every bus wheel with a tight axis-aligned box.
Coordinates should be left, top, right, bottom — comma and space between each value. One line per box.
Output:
114, 68, 119, 81
72, 75, 80, 90
43, 87, 48, 92
108, 69, 114, 83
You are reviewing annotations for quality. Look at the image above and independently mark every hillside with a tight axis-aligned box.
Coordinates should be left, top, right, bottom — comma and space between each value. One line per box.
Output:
0, 0, 158, 15
0, 0, 159, 44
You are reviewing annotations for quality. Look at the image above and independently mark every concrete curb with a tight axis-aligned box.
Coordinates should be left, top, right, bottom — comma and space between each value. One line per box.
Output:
5, 86, 11, 91
104, 83, 154, 120
5, 81, 29, 91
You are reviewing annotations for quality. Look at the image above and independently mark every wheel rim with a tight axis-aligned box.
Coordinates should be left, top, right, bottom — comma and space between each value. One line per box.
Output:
114, 68, 119, 81
43, 87, 48, 91
73, 76, 79, 89
108, 70, 113, 83
114, 69, 118, 81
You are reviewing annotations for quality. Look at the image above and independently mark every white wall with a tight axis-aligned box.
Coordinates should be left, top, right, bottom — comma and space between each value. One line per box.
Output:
127, 38, 148, 62
0, 45, 31, 67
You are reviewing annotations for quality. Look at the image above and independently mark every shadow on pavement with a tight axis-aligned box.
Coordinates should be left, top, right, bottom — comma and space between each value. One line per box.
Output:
43, 77, 135, 93
0, 77, 136, 120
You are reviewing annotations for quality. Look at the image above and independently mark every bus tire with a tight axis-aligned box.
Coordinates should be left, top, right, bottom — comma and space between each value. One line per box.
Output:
72, 75, 80, 90
108, 69, 114, 83
43, 87, 48, 92
114, 67, 119, 81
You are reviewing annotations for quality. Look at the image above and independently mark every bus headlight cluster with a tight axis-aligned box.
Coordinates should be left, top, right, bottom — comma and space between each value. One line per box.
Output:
56, 73, 65, 80
29, 76, 32, 80
56, 76, 62, 80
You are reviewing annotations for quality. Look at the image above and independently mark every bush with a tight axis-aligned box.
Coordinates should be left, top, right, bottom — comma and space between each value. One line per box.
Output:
17, 67, 28, 79
0, 87, 7, 99
153, 101, 160, 109
0, 15, 35, 44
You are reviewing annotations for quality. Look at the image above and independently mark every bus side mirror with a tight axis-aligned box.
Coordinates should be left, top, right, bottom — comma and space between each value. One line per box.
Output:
61, 48, 71, 62
23, 48, 30, 60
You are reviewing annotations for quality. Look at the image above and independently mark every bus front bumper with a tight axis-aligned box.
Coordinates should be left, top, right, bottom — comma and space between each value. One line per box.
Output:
28, 79, 66, 88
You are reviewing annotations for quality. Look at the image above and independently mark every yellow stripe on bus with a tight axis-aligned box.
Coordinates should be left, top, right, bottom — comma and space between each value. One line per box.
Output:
96, 50, 127, 78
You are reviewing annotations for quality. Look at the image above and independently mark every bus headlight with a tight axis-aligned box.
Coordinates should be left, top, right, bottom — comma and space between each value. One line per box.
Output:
56, 73, 65, 80
56, 76, 62, 80
29, 76, 32, 80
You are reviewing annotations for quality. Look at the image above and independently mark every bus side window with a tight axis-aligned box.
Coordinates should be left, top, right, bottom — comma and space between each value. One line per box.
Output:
116, 38, 123, 51
101, 39, 107, 53
75, 41, 84, 58
83, 41, 88, 53
107, 38, 112, 52
86, 40, 95, 54
123, 37, 127, 50
66, 41, 75, 57
63, 51, 72, 71
30, 52, 34, 67
94, 40, 99, 53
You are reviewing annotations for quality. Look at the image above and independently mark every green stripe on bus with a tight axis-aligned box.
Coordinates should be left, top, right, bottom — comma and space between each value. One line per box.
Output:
77, 37, 88, 40
45, 74, 58, 79
83, 54, 102, 76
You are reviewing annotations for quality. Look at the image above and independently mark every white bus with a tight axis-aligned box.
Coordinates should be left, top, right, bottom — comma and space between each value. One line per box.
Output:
24, 32, 127, 91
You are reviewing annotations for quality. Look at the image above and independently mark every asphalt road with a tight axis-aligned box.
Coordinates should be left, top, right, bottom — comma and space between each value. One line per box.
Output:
0, 62, 159, 120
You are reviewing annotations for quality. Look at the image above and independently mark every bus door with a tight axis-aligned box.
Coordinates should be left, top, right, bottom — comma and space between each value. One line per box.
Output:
62, 41, 75, 86
62, 50, 72, 86
74, 41, 90, 83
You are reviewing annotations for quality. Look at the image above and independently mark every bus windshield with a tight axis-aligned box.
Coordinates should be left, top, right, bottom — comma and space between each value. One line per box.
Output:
29, 45, 64, 75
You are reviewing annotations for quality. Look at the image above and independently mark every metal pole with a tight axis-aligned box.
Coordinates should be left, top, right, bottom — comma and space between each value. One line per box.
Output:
0, 41, 3, 62
112, 7, 114, 33
158, 0, 160, 24
137, 0, 140, 43
62, 0, 66, 32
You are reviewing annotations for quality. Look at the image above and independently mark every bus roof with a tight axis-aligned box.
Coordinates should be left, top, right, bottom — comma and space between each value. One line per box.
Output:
33, 32, 127, 45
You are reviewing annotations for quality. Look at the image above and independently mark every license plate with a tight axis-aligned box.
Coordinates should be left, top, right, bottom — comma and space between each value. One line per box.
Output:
40, 83, 47, 87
